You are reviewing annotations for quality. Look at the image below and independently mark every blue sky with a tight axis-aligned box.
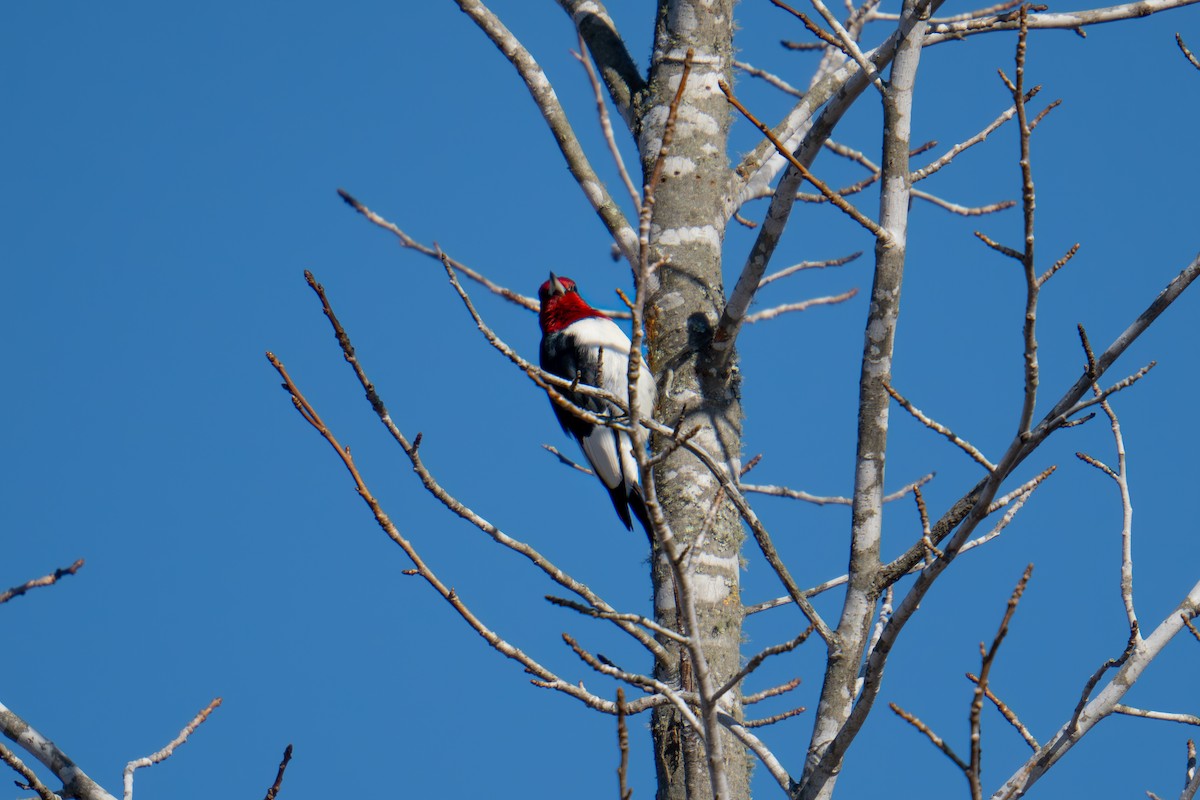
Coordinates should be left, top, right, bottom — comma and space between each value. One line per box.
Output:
3, 3, 1199, 799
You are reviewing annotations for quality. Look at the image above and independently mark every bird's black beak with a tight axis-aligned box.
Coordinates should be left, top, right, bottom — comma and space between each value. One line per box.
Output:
548, 272, 566, 297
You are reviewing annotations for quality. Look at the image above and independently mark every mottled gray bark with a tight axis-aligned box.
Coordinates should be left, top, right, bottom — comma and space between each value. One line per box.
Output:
799, 2, 928, 797
640, 2, 747, 799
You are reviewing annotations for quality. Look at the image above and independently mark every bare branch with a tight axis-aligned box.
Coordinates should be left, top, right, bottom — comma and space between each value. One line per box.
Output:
0, 700, 117, 800
770, 0, 887, 94
573, 32, 641, 214
911, 93, 1031, 182
802, 250, 1200, 798
542, 443, 595, 475
0, 741, 59, 800
1112, 706, 1200, 726
1184, 739, 1200, 800
995, 580, 1200, 798
335, 189, 539, 313
734, 0, 945, 200
744, 678, 802, 706
305, 267, 667, 661
718, 714, 795, 792
616, 690, 632, 800
1183, 612, 1200, 644
970, 565, 1034, 799
885, 381, 996, 471
561, 634, 704, 733
1009, 6, 1041, 438
744, 287, 860, 323
735, 59, 805, 96
913, 487, 941, 562
871, 0, 1021, 22
0, 559, 84, 605
266, 350, 631, 712
924, 0, 1200, 45
986, 467, 1056, 513
124, 698, 222, 800
965, 673, 1040, 750
912, 190, 1016, 216
720, 80, 887, 240
758, 251, 863, 288
453, 0, 640, 262
744, 706, 807, 727
802, 1, 931, 787
262, 744, 293, 800
545, 595, 689, 644
1028, 98, 1062, 131
556, 0, 646, 131
1179, 33, 1200, 70
1038, 242, 1081, 287
713, 627, 814, 702
890, 702, 969, 771
1076, 348, 1139, 633
742, 471, 934, 507
975, 230, 1024, 260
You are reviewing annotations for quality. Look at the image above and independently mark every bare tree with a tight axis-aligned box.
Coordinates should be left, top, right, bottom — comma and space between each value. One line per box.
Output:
267, 2, 1197, 799
6, 3, 1199, 800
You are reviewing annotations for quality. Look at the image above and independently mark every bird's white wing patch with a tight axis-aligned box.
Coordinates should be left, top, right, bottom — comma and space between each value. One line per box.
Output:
580, 426, 624, 490
565, 316, 657, 494
567, 317, 656, 419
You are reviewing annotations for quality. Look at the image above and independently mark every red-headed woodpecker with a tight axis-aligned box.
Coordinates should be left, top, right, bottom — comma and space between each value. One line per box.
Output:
538, 273, 655, 534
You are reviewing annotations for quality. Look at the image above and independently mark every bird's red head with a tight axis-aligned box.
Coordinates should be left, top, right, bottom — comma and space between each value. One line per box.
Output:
538, 272, 608, 334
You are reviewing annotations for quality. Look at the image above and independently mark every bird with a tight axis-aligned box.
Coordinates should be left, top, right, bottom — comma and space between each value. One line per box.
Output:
538, 272, 656, 535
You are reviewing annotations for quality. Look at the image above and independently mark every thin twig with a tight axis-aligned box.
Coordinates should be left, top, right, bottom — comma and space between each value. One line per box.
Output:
573, 32, 641, 214
1183, 613, 1200, 644
744, 678, 803, 706
0, 742, 59, 800
1184, 739, 1200, 800
1111, 706, 1200, 726
542, 443, 595, 474
713, 627, 814, 702
545, 595, 689, 644
1009, 5, 1041, 439
123, 698, 222, 800
1038, 242, 1080, 287
744, 706, 808, 727
745, 287, 859, 323
267, 350, 630, 713
975, 230, 1023, 260
911, 92, 1035, 181
1179, 33, 1200, 70
885, 381, 996, 471
262, 744, 293, 800
335, 189, 539, 313
1076, 330, 1139, 634
0, 559, 85, 605
912, 190, 1015, 216
913, 486, 940, 563
924, 0, 1200, 47
719, 80, 887, 239
616, 689, 632, 800
890, 703, 968, 771
969, 565, 1033, 799
453, 0, 639, 261
735, 59, 805, 96
965, 673, 1039, 750
771, 0, 887, 94
742, 472, 934, 506
758, 251, 863, 288
301, 269, 666, 661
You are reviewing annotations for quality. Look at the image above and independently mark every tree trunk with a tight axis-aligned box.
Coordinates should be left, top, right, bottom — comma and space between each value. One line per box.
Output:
642, 2, 748, 798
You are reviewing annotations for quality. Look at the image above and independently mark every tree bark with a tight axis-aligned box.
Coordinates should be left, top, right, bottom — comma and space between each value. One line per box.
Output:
642, 2, 748, 799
